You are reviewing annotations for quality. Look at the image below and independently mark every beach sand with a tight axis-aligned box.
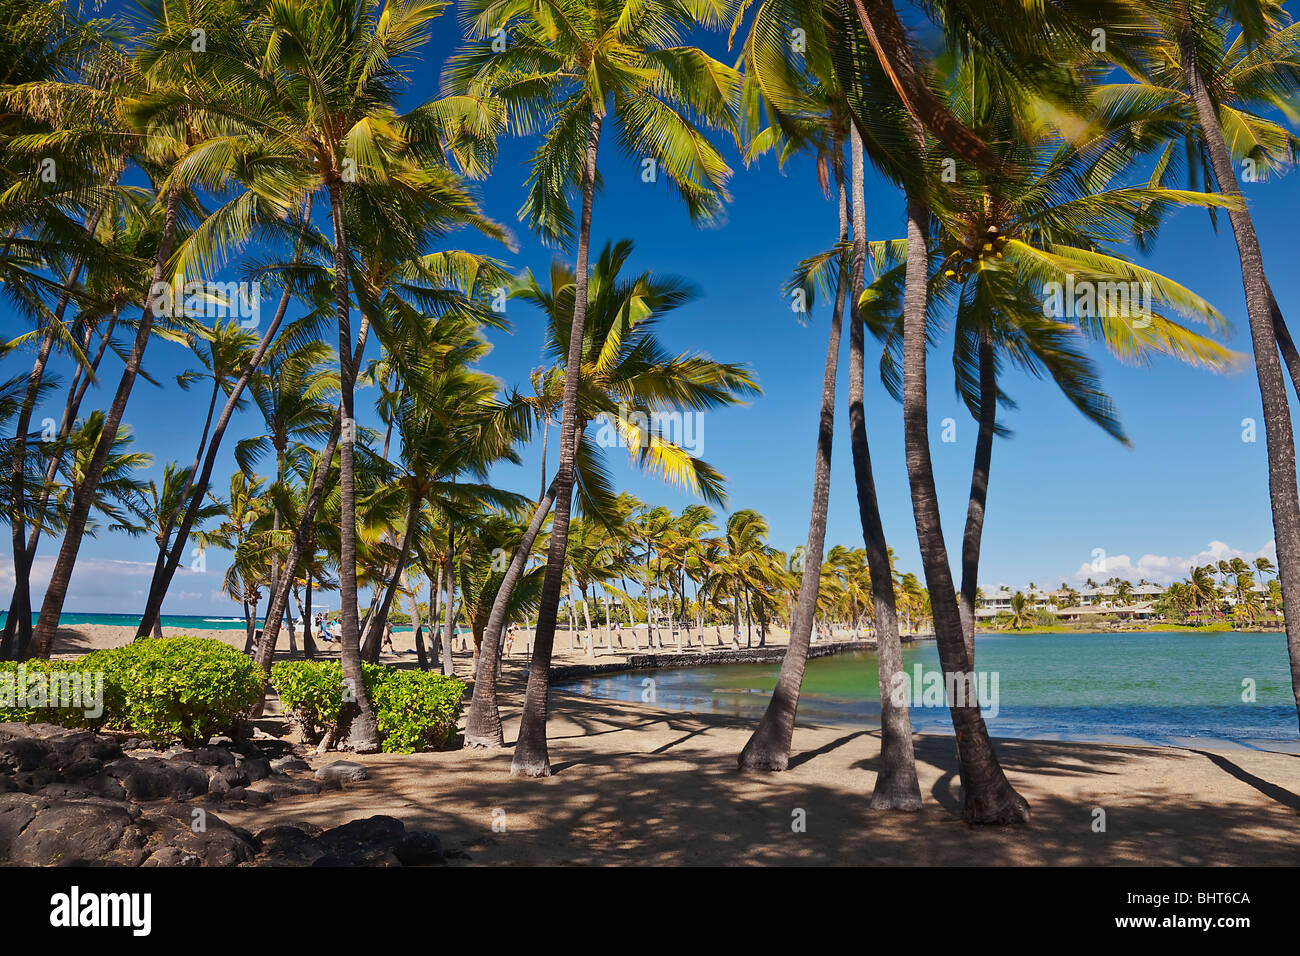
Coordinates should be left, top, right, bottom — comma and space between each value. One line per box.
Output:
46, 623, 1300, 865
213, 687, 1300, 866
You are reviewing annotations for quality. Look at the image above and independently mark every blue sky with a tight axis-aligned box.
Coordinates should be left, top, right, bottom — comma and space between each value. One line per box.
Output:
2, 8, 1291, 615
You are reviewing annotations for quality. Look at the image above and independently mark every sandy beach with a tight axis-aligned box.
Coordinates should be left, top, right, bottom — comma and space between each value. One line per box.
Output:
37, 622, 1300, 865
213, 686, 1300, 866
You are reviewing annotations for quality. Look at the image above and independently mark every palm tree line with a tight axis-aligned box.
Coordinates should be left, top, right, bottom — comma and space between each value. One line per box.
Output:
1160, 557, 1279, 624
3, 0, 1300, 824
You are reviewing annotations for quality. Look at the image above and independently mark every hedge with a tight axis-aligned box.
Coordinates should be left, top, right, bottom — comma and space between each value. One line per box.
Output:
0, 637, 264, 745
271, 660, 465, 754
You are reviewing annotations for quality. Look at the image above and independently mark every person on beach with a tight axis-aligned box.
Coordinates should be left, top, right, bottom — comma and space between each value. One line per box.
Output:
381, 621, 395, 654
321, 617, 340, 643
504, 623, 515, 658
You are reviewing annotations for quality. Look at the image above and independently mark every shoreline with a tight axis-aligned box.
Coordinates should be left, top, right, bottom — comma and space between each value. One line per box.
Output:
546, 637, 882, 679
30, 623, 1296, 754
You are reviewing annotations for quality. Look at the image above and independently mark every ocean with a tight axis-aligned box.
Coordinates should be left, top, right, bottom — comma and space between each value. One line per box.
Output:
555, 630, 1300, 749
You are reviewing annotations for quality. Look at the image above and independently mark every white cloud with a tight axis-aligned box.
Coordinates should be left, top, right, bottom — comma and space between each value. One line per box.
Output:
1065, 540, 1277, 585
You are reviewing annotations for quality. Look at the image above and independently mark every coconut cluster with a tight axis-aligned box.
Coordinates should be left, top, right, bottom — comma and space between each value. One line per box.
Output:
941, 225, 1009, 282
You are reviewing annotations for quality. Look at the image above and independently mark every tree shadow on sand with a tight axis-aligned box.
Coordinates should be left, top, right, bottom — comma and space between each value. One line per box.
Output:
217, 693, 1300, 866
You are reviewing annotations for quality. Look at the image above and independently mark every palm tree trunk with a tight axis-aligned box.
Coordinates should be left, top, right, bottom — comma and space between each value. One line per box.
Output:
1265, 285, 1300, 402
740, 144, 849, 771
743, 586, 754, 647
7, 305, 123, 653
732, 582, 742, 648
285, 599, 298, 657
252, 417, 340, 680
137, 376, 221, 642
848, 0, 997, 170
645, 566, 657, 648
626, 576, 641, 651
512, 111, 602, 777
427, 562, 443, 667
1179, 22, 1300, 729
321, 181, 377, 752
604, 590, 615, 648
566, 585, 577, 650
361, 492, 418, 662
899, 186, 1028, 824
28, 184, 185, 659
957, 330, 997, 666
581, 590, 594, 657
464, 475, 559, 747
442, 526, 456, 676
302, 569, 316, 660
252, 317, 370, 687
845, 126, 920, 810
540, 417, 549, 501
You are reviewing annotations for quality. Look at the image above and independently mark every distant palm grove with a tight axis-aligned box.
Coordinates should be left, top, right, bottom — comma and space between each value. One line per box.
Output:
2, 0, 1300, 826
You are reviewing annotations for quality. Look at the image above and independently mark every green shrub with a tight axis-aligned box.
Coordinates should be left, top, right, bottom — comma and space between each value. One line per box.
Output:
1, 637, 263, 745
0, 659, 104, 727
84, 637, 263, 744
367, 666, 465, 753
271, 660, 465, 754
270, 659, 345, 742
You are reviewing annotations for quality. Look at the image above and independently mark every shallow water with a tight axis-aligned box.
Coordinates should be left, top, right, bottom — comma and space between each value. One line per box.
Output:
555, 631, 1300, 750
3, 612, 260, 631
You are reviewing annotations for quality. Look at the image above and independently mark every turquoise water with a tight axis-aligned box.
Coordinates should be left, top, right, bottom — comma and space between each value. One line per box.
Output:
555, 631, 1300, 749
0, 611, 428, 632
1, 612, 258, 631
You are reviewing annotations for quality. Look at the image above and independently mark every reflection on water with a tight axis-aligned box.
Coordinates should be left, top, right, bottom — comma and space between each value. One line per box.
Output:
554, 632, 1300, 750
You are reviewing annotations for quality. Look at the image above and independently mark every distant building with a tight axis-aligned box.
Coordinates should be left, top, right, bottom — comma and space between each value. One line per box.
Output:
974, 581, 1170, 620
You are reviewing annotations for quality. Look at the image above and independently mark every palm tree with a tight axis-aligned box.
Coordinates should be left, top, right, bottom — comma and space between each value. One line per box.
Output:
739, 164, 848, 768
1, 192, 157, 659
1116, 580, 1134, 606
1009, 591, 1029, 630
134, 204, 327, 640
1110, 1, 1300, 724
711, 509, 778, 648
462, 241, 756, 749
135, 318, 259, 638
895, 109, 1030, 821
358, 318, 528, 666
203, 473, 274, 649
0, 0, 128, 659
199, 0, 511, 745
447, 0, 741, 777
735, 0, 863, 772
235, 340, 338, 616
1187, 564, 1221, 624
849, 45, 1239, 665
191, 0, 507, 746
42, 411, 152, 545
665, 505, 719, 648
25, 0, 250, 658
